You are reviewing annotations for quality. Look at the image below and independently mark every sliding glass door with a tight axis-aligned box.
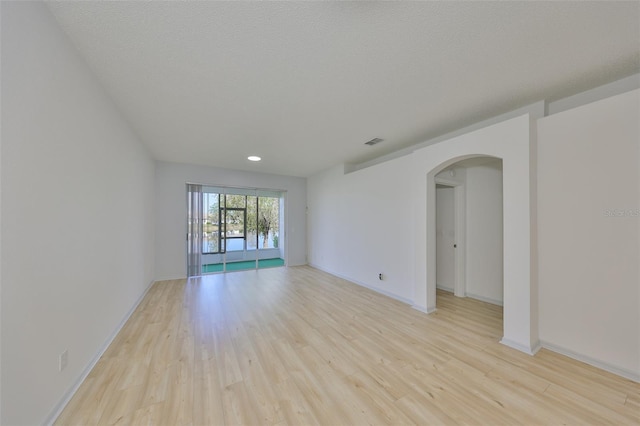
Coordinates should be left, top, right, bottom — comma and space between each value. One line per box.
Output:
188, 185, 285, 275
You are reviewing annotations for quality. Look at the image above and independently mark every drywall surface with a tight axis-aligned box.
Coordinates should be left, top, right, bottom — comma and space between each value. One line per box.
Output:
307, 157, 415, 303
1, 2, 156, 424
465, 161, 504, 305
538, 89, 639, 379
154, 161, 306, 280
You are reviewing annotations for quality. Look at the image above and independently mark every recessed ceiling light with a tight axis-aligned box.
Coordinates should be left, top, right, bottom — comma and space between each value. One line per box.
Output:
247, 155, 261, 162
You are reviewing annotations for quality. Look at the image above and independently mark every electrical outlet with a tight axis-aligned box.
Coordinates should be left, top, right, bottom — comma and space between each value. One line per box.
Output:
59, 350, 68, 372
379, 273, 383, 280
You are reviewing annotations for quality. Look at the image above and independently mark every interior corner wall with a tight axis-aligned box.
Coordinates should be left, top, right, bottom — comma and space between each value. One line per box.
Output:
154, 161, 307, 280
538, 89, 640, 380
1, 2, 156, 425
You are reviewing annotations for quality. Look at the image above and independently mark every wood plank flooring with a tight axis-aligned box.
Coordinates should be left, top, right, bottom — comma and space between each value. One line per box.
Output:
55, 266, 640, 425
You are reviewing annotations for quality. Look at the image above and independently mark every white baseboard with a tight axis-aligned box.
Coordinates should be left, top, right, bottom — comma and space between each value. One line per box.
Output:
465, 291, 503, 306
500, 338, 541, 355
307, 263, 413, 306
412, 305, 437, 314
539, 340, 640, 383
44, 279, 156, 425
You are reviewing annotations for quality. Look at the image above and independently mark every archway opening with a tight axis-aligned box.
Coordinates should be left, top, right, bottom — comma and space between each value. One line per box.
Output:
433, 157, 504, 334
412, 114, 535, 354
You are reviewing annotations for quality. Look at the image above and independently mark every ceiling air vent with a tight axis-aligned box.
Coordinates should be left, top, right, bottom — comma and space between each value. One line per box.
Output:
364, 137, 384, 146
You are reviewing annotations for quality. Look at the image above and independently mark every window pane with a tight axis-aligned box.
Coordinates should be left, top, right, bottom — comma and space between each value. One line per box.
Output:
257, 196, 280, 249
203, 193, 220, 253
224, 209, 245, 239
225, 194, 246, 208
246, 196, 257, 250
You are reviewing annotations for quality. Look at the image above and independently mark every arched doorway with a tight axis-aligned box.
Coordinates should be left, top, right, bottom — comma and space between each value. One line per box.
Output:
434, 157, 504, 308
410, 115, 538, 355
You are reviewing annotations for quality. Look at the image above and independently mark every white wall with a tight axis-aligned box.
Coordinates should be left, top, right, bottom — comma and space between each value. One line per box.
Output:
155, 161, 306, 280
436, 186, 455, 291
308, 158, 416, 303
538, 89, 639, 380
465, 161, 503, 305
1, 2, 156, 425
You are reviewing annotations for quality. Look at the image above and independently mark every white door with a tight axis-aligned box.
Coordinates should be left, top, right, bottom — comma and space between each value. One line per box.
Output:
436, 185, 455, 292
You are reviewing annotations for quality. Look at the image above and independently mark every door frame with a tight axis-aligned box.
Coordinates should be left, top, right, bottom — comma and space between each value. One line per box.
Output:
434, 176, 466, 298
220, 206, 248, 253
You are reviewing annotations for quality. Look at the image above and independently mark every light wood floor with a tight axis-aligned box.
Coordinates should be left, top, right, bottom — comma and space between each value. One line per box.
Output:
56, 266, 640, 425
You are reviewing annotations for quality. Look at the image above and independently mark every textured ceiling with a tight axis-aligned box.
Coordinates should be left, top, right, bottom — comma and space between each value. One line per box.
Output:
47, 1, 639, 177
